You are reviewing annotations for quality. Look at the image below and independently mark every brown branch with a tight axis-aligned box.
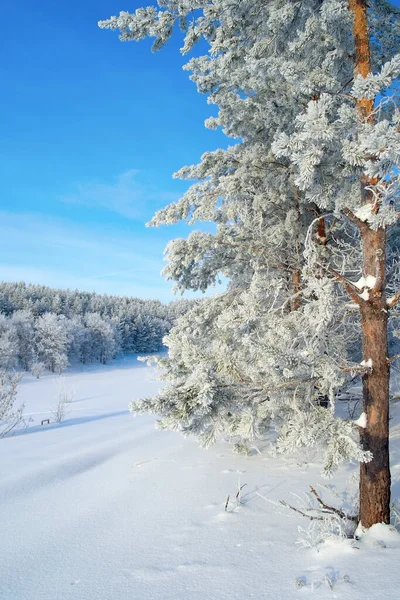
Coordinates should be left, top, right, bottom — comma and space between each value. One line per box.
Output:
340, 363, 372, 374
229, 377, 317, 396
317, 217, 328, 246
309, 486, 358, 522
326, 266, 365, 305
337, 76, 354, 95
387, 289, 400, 308
262, 377, 317, 393
278, 500, 325, 521
342, 207, 368, 231
388, 354, 400, 364
236, 484, 247, 504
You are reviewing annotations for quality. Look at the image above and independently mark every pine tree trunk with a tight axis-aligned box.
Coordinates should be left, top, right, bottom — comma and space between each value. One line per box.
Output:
359, 227, 391, 527
348, 0, 391, 527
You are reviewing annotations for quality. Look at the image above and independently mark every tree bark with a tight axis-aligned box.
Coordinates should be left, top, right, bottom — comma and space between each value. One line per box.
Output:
349, 0, 391, 527
349, 0, 374, 120
359, 228, 391, 527
291, 187, 303, 311
292, 269, 302, 311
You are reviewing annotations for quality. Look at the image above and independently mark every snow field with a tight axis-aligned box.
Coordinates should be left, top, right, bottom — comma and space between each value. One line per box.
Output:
1, 355, 400, 599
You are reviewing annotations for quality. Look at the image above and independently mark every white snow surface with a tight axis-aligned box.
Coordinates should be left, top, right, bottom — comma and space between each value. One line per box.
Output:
1, 355, 400, 600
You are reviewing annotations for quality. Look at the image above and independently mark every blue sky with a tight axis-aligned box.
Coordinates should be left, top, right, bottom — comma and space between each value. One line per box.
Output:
1, 0, 227, 301
2, 2, 400, 302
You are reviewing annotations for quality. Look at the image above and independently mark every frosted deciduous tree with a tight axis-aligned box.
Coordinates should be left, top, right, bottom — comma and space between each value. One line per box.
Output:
0, 314, 18, 370
11, 310, 35, 370
84, 313, 117, 364
0, 281, 191, 360
64, 316, 86, 362
0, 370, 24, 438
35, 313, 69, 373
31, 361, 45, 379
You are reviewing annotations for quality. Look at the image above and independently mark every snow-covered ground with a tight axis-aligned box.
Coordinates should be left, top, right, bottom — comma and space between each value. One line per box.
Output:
1, 355, 400, 600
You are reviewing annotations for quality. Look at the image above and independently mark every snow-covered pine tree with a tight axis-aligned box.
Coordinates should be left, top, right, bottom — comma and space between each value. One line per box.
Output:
270, 0, 400, 527
35, 313, 69, 373
0, 314, 18, 370
100, 0, 400, 526
63, 315, 86, 362
84, 313, 117, 364
99, 0, 322, 445
0, 281, 190, 365
10, 310, 35, 371
118, 310, 138, 352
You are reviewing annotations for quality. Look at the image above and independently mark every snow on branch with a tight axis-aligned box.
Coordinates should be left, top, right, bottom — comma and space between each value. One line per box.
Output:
351, 54, 400, 100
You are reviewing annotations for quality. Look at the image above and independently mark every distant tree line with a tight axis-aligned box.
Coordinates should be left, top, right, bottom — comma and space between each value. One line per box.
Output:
0, 281, 195, 374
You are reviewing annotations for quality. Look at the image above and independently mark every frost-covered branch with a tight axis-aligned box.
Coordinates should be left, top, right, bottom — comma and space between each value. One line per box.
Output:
0, 371, 24, 438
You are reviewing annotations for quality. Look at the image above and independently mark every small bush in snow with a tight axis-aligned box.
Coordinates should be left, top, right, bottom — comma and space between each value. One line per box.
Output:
259, 482, 358, 550
31, 362, 45, 379
50, 383, 74, 423
56, 379, 75, 405
51, 398, 69, 424
296, 514, 356, 551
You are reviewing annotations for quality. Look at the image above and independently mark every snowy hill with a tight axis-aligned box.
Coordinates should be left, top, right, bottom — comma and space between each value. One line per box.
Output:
1, 355, 400, 599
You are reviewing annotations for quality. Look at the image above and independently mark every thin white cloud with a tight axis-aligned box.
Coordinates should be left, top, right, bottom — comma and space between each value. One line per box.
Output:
0, 210, 160, 265
59, 169, 178, 220
0, 210, 220, 301
0, 211, 172, 299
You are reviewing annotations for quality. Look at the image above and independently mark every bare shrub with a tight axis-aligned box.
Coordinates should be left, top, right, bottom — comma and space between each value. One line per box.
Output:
50, 380, 75, 423
51, 397, 69, 423
31, 362, 45, 379
257, 482, 358, 551
0, 370, 26, 438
